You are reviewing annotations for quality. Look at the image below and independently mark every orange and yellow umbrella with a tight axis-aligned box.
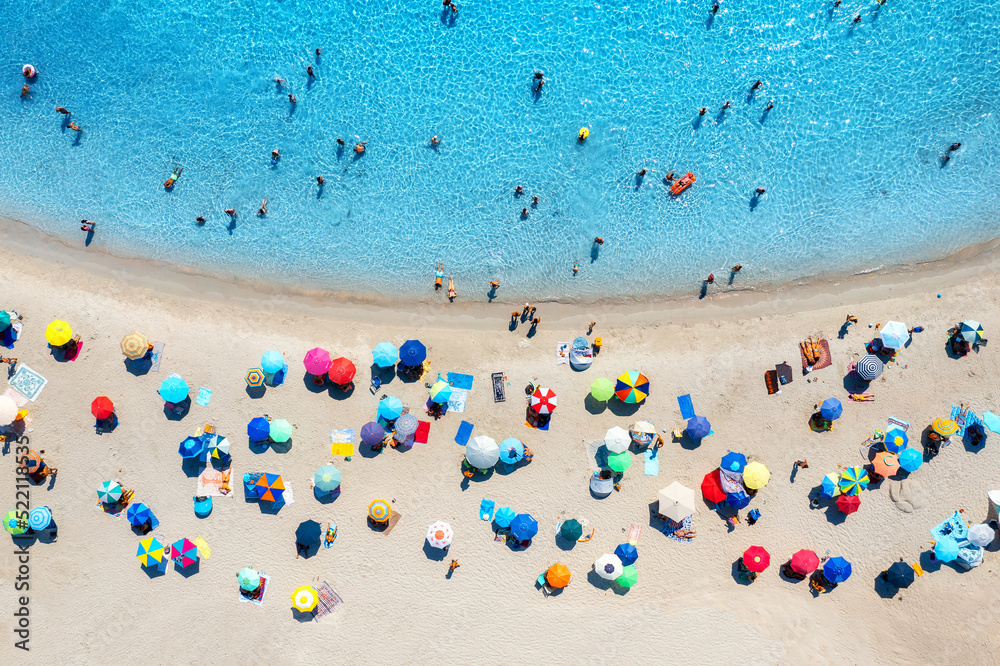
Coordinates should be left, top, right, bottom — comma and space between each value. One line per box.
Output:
369, 499, 391, 522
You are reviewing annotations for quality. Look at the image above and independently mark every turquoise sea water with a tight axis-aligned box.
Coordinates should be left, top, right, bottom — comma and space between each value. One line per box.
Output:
2, 1, 999, 299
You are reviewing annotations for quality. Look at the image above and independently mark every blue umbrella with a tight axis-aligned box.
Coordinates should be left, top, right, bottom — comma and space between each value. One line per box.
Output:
720, 452, 747, 473
686, 415, 711, 439
494, 507, 516, 528
820, 398, 843, 421
158, 376, 189, 403
499, 438, 524, 464
377, 396, 403, 421
372, 342, 399, 368
510, 514, 538, 541
726, 491, 751, 509
824, 556, 853, 583
260, 350, 284, 374
934, 539, 959, 563
884, 428, 908, 454
821, 474, 840, 498
897, 448, 922, 472
127, 502, 152, 527
398, 340, 427, 367
885, 561, 915, 588
178, 436, 205, 458
28, 506, 52, 530
247, 417, 270, 441
360, 421, 386, 446
614, 543, 638, 565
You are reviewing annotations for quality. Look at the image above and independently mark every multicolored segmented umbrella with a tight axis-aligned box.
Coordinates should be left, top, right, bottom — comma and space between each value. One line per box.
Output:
425, 521, 453, 549
530, 387, 557, 414
614, 371, 649, 403
546, 564, 571, 588
960, 319, 984, 344
120, 332, 149, 359
245, 367, 265, 388
884, 428, 908, 453
254, 473, 285, 502
23, 450, 43, 475
839, 466, 869, 496
171, 538, 199, 568
291, 585, 319, 612
97, 480, 123, 503
136, 537, 164, 567
429, 379, 452, 404
368, 499, 391, 522
209, 437, 231, 460
743, 546, 770, 573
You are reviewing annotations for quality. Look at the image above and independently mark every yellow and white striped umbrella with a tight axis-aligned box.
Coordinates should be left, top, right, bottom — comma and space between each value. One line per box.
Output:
291, 585, 318, 612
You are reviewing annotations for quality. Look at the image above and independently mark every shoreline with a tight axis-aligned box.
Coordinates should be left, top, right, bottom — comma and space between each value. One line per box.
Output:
3, 214, 999, 327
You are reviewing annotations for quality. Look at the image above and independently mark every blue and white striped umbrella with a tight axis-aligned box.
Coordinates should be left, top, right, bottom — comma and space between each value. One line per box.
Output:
856, 354, 883, 380
28, 506, 51, 530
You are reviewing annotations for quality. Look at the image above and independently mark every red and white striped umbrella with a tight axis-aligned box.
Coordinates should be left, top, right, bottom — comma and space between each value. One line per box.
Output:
530, 387, 558, 414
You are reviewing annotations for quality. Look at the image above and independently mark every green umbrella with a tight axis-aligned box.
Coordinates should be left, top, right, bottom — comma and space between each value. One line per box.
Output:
590, 377, 615, 402
560, 519, 583, 541
97, 480, 123, 503
269, 419, 293, 443
616, 564, 638, 587
313, 464, 342, 493
607, 451, 632, 473
3, 510, 27, 535
238, 567, 261, 591
0, 311, 11, 329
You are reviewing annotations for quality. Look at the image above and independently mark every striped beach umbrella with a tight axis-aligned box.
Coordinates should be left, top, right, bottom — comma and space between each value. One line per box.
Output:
839, 466, 869, 496
360, 421, 386, 446
136, 537, 164, 567
960, 320, 984, 344
303, 347, 332, 375
245, 367, 265, 388
127, 502, 152, 527
254, 473, 285, 502
158, 376, 189, 403
28, 506, 52, 530
546, 564, 572, 589
429, 379, 452, 404
291, 585, 319, 612
260, 350, 285, 374
821, 473, 842, 498
3, 510, 27, 535
269, 419, 293, 443
238, 567, 261, 591
171, 538, 199, 568
743, 545, 770, 573
328, 357, 356, 384
932, 418, 959, 436
45, 320, 72, 346
530, 387, 557, 415
97, 480, 123, 503
614, 371, 649, 404
884, 428, 908, 453
368, 499, 391, 522
590, 377, 615, 401
121, 332, 149, 359
823, 556, 853, 583
23, 450, 43, 475
742, 461, 770, 490
856, 354, 883, 380
426, 521, 453, 549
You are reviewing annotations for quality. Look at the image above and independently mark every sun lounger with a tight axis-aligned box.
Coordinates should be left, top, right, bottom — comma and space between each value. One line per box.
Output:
492, 372, 506, 402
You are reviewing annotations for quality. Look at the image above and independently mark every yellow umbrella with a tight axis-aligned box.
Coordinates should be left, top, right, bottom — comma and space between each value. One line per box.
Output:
45, 320, 72, 346
369, 499, 391, 522
121, 332, 149, 359
932, 418, 959, 436
742, 461, 770, 490
291, 585, 319, 612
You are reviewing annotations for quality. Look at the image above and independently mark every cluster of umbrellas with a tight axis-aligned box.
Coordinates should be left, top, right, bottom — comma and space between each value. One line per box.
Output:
589, 371, 649, 404
247, 417, 293, 443
490, 508, 539, 542
301, 348, 358, 385
2, 506, 52, 534
178, 434, 231, 459
136, 537, 199, 569
590, 543, 639, 587
700, 451, 770, 509
465, 435, 526, 468
743, 546, 852, 583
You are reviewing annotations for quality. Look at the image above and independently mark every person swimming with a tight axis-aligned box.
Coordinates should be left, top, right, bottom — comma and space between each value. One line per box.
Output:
225, 208, 236, 217
355, 142, 366, 155
69, 121, 81, 131
258, 198, 268, 216
430, 135, 440, 147
275, 78, 285, 88
637, 168, 648, 178
520, 208, 529, 218
699, 107, 707, 116
317, 176, 325, 185
288, 93, 297, 104
664, 171, 675, 182
56, 106, 70, 115
196, 216, 206, 225
949, 143, 962, 151
20, 86, 30, 98
711, 1, 719, 14
336, 138, 345, 147
531, 195, 539, 206
515, 185, 524, 196
307, 65, 315, 78
765, 100, 774, 111
271, 148, 280, 164
163, 167, 183, 189
435, 262, 444, 291
593, 237, 604, 245
755, 187, 766, 195
573, 262, 580, 274
721, 100, 731, 110
752, 80, 762, 90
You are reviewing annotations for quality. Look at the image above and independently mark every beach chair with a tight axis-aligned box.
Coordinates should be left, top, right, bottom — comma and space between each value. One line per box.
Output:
370, 376, 381, 393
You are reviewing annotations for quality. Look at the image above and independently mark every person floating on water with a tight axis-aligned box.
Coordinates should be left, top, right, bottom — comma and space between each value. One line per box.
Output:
531, 195, 539, 207
163, 167, 183, 189
766, 100, 774, 111
258, 198, 268, 216
593, 237, 604, 245
435, 262, 444, 291
336, 138, 345, 147
20, 86, 30, 98
637, 168, 647, 178
834, 0, 842, 6
752, 80, 762, 91
196, 216, 206, 225
515, 185, 524, 196
56, 106, 70, 115
354, 142, 366, 155
288, 93, 297, 104
430, 135, 440, 147
69, 121, 82, 132
225, 208, 236, 218
447, 276, 457, 301
755, 187, 766, 195
721, 100, 731, 110
317, 176, 325, 185
699, 107, 707, 116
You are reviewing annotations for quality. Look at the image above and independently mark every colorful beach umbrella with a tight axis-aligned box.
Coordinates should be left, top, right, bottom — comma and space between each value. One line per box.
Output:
932, 418, 959, 436
743, 546, 770, 573
499, 438, 524, 464
872, 451, 899, 478
91, 396, 114, 419
530, 387, 557, 415
0, 311, 8, 329
590, 377, 615, 402
178, 436, 205, 458
398, 339, 427, 366
127, 502, 152, 527
3, 510, 26, 535
790, 549, 819, 575
394, 414, 419, 437
839, 466, 869, 496
429, 379, 452, 404
607, 451, 631, 473
97, 480, 123, 503
836, 494, 861, 514
23, 450, 43, 475
960, 319, 985, 344
494, 507, 516, 528
372, 342, 399, 368
546, 564, 572, 588
28, 506, 51, 531
313, 464, 342, 493
510, 514, 538, 541
45, 320, 72, 346
616, 564, 638, 588
368, 499, 391, 522
238, 567, 261, 591
328, 357, 357, 384
269, 419, 293, 443
726, 491, 751, 510
303, 347, 332, 375
560, 519, 583, 541
820, 398, 843, 421
120, 332, 149, 359
884, 428, 908, 453
604, 426, 630, 454
377, 396, 403, 421
466, 435, 500, 468
721, 451, 747, 473
426, 521, 454, 549
686, 415, 711, 439
824, 556, 853, 583
614, 371, 649, 403
136, 537, 164, 567
248, 417, 270, 441
158, 376, 189, 403
254, 473, 285, 502
821, 473, 842, 498
209, 437, 230, 460
260, 350, 285, 374
879, 321, 909, 350
856, 353, 883, 381
742, 461, 770, 490
614, 543, 638, 565
171, 538, 199, 568
630, 420, 656, 436
657, 481, 696, 522
245, 367, 265, 388
291, 585, 319, 612
934, 540, 959, 563
886, 561, 915, 588
594, 553, 624, 580
360, 421, 386, 446
701, 470, 727, 503
897, 448, 923, 472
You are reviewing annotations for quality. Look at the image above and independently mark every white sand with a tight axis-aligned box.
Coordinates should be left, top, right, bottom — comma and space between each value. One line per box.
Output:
0, 229, 999, 665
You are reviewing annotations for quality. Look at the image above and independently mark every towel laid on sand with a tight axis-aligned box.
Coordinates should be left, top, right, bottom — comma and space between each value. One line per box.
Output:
662, 515, 693, 542
448, 372, 474, 390
799, 339, 832, 370
414, 421, 430, 444
455, 421, 474, 446
643, 449, 660, 476
677, 394, 695, 419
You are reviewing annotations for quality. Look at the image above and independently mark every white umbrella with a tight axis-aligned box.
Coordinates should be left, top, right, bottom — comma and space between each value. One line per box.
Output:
0, 395, 17, 426
594, 553, 623, 580
604, 426, 630, 454
466, 436, 500, 468
968, 523, 995, 547
879, 321, 909, 350
426, 521, 454, 549
657, 481, 696, 522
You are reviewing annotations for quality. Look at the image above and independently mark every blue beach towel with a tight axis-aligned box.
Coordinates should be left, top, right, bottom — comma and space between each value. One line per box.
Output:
455, 421, 474, 446
643, 449, 660, 476
677, 394, 695, 420
448, 373, 474, 390
662, 515, 692, 542
950, 405, 981, 438
196, 388, 212, 407
479, 499, 495, 521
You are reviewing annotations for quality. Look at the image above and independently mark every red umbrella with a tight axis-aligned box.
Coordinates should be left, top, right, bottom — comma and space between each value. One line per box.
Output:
91, 396, 114, 419
789, 549, 819, 575
836, 494, 860, 514
530, 387, 557, 415
743, 546, 770, 573
700, 470, 727, 503
328, 357, 357, 384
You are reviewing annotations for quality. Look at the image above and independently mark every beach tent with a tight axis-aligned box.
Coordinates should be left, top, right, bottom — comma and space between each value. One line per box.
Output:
594, 553, 623, 580
604, 426, 630, 454
590, 377, 615, 402
372, 342, 399, 368
426, 521, 453, 549
303, 348, 332, 375
509, 514, 538, 541
743, 546, 770, 573
291, 585, 319, 612
121, 332, 149, 359
742, 462, 770, 490
546, 564, 571, 588
879, 321, 909, 349
790, 549, 819, 575
657, 481, 696, 522
398, 340, 427, 366
328, 358, 356, 384
466, 436, 500, 468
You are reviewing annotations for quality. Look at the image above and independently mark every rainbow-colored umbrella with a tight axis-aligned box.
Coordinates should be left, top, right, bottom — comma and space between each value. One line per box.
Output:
369, 499, 391, 522
171, 538, 199, 568
839, 466, 869, 496
614, 371, 649, 403
245, 367, 265, 388
136, 537, 164, 567
254, 473, 285, 502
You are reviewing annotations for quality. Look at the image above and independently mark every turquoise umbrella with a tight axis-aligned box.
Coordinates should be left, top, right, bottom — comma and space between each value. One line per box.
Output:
158, 376, 189, 403
934, 540, 959, 563
898, 448, 923, 472
260, 350, 284, 374
377, 396, 403, 421
494, 507, 515, 528
372, 342, 399, 368
313, 464, 342, 493
499, 438, 524, 464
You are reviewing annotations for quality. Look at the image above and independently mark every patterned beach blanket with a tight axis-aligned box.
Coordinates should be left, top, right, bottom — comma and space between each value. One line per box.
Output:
662, 515, 693, 542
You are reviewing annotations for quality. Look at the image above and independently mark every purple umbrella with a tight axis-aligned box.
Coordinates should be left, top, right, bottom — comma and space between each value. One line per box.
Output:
361, 421, 386, 446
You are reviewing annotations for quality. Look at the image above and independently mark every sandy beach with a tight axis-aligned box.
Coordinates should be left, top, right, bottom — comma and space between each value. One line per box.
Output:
1, 226, 999, 665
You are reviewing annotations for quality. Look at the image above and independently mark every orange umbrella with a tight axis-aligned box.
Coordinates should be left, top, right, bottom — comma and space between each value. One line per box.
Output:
546, 564, 571, 588
872, 451, 899, 478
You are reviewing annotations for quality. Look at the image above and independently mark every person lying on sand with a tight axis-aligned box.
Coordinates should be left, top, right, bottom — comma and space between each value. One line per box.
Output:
448, 276, 456, 301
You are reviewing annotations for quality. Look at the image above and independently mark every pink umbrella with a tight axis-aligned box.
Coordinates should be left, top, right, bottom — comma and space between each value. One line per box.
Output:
303, 348, 332, 375
530, 387, 557, 415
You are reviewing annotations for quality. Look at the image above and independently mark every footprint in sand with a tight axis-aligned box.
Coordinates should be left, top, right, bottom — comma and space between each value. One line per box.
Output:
888, 479, 927, 513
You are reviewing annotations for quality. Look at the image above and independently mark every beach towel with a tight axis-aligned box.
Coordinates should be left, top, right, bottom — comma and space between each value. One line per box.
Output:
313, 582, 344, 621
238, 574, 269, 606
583, 440, 605, 471
799, 339, 832, 370
950, 405, 981, 438
192, 536, 212, 558
383, 511, 401, 535
643, 449, 660, 476
448, 372, 474, 390
677, 394, 695, 419
982, 411, 1000, 435
66, 341, 83, 361
196, 388, 212, 407
556, 342, 570, 365
197, 465, 235, 497
662, 515, 693, 542
447, 388, 467, 413
492, 372, 506, 403
10, 364, 47, 401
455, 421, 474, 446
764, 370, 779, 395
149, 342, 165, 372
414, 420, 430, 444
886, 416, 910, 433
331, 428, 355, 456
324, 524, 338, 548
776, 362, 793, 385
479, 499, 495, 521
626, 523, 642, 545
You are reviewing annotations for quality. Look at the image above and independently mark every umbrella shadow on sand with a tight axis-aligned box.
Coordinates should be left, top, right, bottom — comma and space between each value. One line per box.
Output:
587, 569, 614, 592
142, 559, 168, 579
873, 573, 898, 599
607, 400, 641, 418
181, 457, 204, 479
423, 541, 448, 561
176, 560, 201, 578
313, 487, 341, 504
245, 385, 266, 400
730, 559, 754, 586
584, 395, 608, 415
124, 357, 152, 376
163, 398, 191, 421
291, 608, 314, 623
370, 363, 396, 388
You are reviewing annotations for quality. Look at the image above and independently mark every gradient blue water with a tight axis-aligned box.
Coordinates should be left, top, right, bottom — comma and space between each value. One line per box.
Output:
2, 1, 999, 299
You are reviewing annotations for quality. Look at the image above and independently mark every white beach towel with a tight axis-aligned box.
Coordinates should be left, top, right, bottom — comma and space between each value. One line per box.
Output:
556, 342, 570, 365
447, 388, 467, 413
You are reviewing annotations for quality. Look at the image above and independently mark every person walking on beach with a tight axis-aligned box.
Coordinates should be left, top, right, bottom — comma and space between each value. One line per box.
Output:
447, 276, 457, 301
449, 559, 460, 573
435, 262, 444, 291
527, 305, 536, 318
80, 219, 96, 233
56, 106, 71, 115
531, 317, 540, 326
588, 321, 596, 334
510, 311, 520, 326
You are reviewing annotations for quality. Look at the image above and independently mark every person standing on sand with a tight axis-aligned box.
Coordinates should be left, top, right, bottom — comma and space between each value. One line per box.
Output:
588, 321, 596, 334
